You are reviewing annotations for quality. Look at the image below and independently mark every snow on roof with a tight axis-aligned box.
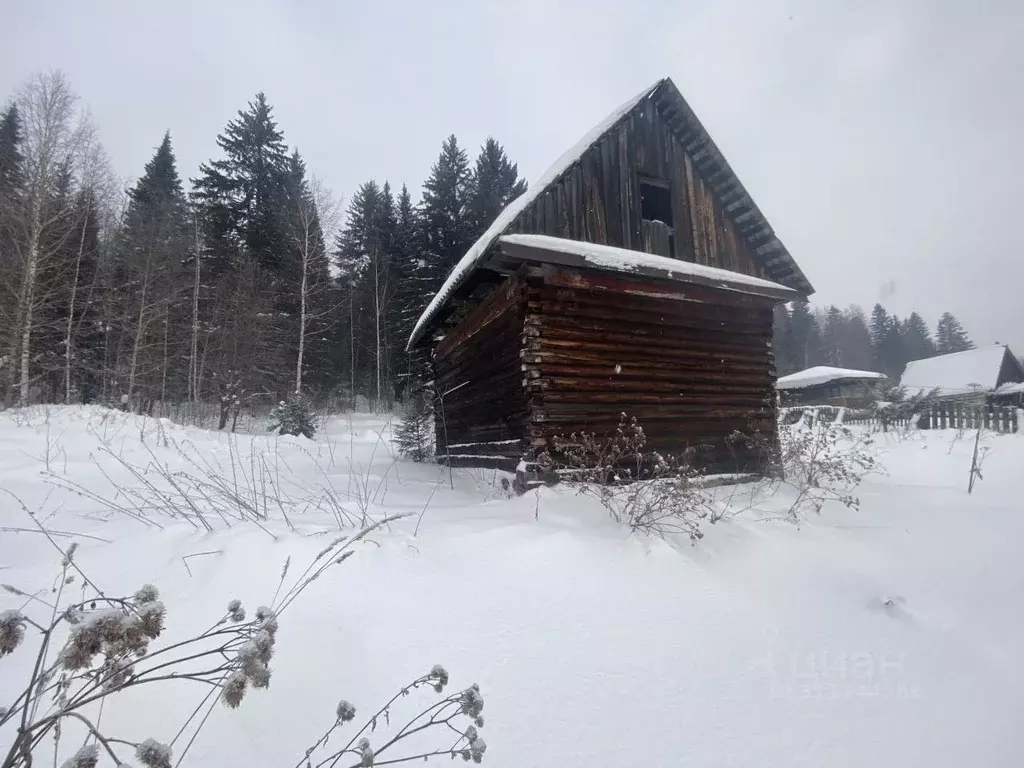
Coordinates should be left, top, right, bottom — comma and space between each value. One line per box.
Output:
900, 346, 1013, 397
407, 81, 663, 350
776, 366, 887, 390
497, 234, 798, 300
995, 381, 1024, 396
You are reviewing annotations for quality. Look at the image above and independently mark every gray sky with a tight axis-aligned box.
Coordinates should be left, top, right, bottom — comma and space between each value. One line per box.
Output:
3, 0, 1022, 350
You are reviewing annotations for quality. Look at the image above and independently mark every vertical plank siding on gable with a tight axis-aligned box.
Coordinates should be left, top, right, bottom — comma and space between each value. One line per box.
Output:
504, 99, 766, 279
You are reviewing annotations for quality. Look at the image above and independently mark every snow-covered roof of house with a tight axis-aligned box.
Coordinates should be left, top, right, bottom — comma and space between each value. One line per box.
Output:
497, 234, 799, 301
900, 345, 1023, 397
408, 77, 812, 349
776, 366, 887, 391
995, 381, 1024, 396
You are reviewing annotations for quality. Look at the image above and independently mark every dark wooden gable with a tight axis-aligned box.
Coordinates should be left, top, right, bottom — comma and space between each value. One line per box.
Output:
409, 77, 812, 350
996, 347, 1024, 388
496, 83, 792, 285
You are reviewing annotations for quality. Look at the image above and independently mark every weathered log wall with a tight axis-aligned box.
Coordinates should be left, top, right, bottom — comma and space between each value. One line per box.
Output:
505, 98, 765, 278
432, 277, 528, 470
520, 265, 779, 474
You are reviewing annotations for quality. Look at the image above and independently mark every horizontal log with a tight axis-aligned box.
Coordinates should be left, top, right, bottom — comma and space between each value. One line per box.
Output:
526, 301, 771, 338
438, 455, 521, 472
526, 335, 770, 363
434, 278, 523, 359
435, 315, 523, 371
531, 376, 773, 396
533, 391, 772, 406
530, 282, 772, 324
437, 439, 527, 457
522, 341, 772, 369
526, 265, 780, 308
526, 361, 772, 382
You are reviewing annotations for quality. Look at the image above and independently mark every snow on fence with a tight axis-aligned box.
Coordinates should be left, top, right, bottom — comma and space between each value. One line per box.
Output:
843, 404, 1020, 434
842, 413, 916, 430
920, 403, 1019, 434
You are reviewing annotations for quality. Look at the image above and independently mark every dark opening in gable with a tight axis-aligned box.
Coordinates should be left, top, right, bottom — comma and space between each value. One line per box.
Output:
639, 179, 673, 227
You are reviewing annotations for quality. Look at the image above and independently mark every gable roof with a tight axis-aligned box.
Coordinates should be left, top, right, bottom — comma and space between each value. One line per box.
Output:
409, 76, 812, 349
900, 346, 1024, 397
776, 366, 887, 391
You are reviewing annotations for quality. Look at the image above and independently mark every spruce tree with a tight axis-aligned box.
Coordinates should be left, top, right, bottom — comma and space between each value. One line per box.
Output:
902, 312, 935, 362
879, 317, 907, 379
839, 306, 873, 371
192, 95, 295, 405
868, 304, 890, 373
418, 135, 472, 300
820, 306, 844, 366
0, 104, 25, 381
935, 312, 973, 354
115, 132, 191, 406
788, 299, 821, 371
467, 137, 527, 239
335, 180, 400, 406
192, 93, 290, 276
0, 103, 24, 203
283, 149, 332, 394
771, 304, 794, 376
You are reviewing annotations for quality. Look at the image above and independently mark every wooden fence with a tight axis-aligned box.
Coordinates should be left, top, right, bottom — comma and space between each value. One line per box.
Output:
844, 404, 1020, 434
920, 403, 1018, 433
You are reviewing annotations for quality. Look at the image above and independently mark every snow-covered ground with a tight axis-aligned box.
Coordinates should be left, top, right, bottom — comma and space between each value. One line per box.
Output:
1, 406, 1022, 767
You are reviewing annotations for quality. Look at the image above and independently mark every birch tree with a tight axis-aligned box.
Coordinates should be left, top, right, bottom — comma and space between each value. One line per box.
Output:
5, 71, 85, 404
285, 155, 339, 396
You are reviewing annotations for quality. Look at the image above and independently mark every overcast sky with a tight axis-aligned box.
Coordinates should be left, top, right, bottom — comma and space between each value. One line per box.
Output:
3, 0, 1022, 350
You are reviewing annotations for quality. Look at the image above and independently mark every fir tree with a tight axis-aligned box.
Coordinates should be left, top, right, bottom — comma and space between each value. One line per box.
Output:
787, 299, 821, 371
902, 312, 935, 362
334, 180, 400, 406
192, 93, 290, 276
820, 306, 844, 366
418, 135, 471, 300
467, 137, 527, 238
879, 317, 907, 379
839, 306, 873, 371
935, 312, 974, 354
268, 395, 317, 438
114, 132, 191, 405
771, 304, 795, 375
868, 304, 890, 373
0, 103, 24, 203
0, 104, 25, 381
283, 149, 333, 393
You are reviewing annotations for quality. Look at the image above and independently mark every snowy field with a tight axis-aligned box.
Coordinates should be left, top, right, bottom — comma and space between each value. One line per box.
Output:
1, 406, 1022, 767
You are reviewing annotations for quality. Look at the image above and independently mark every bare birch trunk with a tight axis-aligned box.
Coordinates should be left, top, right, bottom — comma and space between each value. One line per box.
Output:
127, 267, 150, 402
295, 226, 309, 396
64, 196, 92, 403
17, 202, 41, 404
188, 215, 201, 411
374, 253, 382, 409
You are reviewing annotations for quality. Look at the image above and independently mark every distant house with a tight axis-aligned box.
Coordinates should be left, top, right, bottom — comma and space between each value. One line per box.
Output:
900, 345, 1024, 405
776, 366, 887, 406
992, 381, 1024, 408
408, 77, 813, 476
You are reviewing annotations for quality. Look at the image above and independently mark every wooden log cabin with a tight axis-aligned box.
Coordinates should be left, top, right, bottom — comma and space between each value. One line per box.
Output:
408, 77, 814, 477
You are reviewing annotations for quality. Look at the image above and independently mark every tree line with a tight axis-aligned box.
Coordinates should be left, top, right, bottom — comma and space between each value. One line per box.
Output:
0, 71, 526, 422
773, 300, 975, 380
0, 70, 988, 423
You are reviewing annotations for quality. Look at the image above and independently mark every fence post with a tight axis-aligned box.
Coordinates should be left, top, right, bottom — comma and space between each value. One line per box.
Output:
1017, 408, 1023, 434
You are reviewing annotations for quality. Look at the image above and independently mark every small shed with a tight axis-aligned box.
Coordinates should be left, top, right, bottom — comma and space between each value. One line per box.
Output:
993, 381, 1024, 407
900, 345, 1024, 404
776, 366, 887, 406
409, 77, 813, 476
